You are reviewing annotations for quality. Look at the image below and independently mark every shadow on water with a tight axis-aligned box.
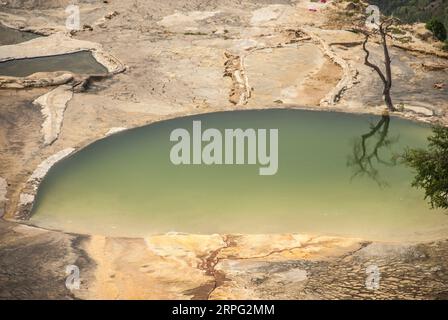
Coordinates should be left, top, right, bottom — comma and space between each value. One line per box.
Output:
347, 114, 400, 187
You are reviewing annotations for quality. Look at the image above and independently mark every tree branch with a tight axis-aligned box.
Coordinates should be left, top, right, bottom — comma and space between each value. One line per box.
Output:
362, 34, 387, 85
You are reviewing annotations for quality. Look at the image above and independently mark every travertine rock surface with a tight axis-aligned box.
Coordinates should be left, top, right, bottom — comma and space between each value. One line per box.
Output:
0, 0, 447, 299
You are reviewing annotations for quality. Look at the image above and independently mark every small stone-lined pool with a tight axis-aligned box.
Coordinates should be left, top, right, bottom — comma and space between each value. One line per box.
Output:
0, 51, 108, 77
30, 110, 448, 240
0, 24, 40, 46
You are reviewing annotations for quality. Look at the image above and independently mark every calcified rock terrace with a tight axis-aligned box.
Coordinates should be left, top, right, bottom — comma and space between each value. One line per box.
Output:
0, 0, 447, 299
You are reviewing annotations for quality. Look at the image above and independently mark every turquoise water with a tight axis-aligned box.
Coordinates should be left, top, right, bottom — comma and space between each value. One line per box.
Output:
30, 109, 448, 240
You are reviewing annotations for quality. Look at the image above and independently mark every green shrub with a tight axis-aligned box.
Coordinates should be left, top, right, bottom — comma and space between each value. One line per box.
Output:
403, 126, 448, 210
426, 18, 447, 41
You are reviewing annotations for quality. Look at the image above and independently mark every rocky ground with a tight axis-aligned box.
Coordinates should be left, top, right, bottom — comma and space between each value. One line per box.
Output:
1, 222, 447, 299
0, 220, 92, 299
0, 0, 447, 299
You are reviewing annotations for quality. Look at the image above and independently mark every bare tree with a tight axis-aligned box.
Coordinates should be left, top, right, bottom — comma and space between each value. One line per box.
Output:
362, 19, 396, 112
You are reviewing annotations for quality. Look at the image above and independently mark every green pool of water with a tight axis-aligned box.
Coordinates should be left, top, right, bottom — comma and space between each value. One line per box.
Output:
0, 24, 40, 46
0, 51, 108, 77
30, 109, 448, 240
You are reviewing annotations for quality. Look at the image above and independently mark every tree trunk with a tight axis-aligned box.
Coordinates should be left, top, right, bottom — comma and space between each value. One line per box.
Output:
362, 20, 397, 112
383, 87, 394, 111
381, 28, 395, 112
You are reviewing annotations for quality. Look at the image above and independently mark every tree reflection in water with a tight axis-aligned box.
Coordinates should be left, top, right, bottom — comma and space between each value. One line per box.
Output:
347, 114, 400, 187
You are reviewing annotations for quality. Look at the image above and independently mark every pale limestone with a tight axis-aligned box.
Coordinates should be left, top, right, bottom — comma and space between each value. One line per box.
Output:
27, 148, 75, 192
404, 105, 434, 116
301, 27, 357, 106
250, 5, 289, 26
105, 127, 127, 137
33, 84, 73, 145
19, 193, 34, 206
158, 11, 220, 30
